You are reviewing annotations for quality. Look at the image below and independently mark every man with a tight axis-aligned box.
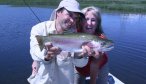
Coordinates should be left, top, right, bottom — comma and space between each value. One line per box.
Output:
27, 0, 91, 84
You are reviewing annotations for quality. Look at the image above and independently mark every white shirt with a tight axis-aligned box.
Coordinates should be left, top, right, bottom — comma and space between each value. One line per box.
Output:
28, 21, 88, 84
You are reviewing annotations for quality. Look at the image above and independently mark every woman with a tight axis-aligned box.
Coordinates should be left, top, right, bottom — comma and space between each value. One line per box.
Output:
75, 6, 109, 84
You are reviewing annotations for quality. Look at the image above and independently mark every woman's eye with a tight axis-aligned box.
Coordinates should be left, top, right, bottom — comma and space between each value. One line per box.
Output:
91, 18, 96, 21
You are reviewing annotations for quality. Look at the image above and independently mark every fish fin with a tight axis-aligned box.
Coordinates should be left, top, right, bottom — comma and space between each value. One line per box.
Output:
35, 35, 44, 51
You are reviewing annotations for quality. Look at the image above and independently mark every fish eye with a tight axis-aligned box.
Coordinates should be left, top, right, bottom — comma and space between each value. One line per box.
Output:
101, 42, 106, 46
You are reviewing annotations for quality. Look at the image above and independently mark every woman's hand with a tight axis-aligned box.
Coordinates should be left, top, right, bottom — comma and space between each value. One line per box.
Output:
81, 44, 102, 59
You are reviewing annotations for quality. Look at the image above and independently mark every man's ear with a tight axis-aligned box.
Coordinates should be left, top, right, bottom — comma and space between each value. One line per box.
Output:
56, 11, 61, 18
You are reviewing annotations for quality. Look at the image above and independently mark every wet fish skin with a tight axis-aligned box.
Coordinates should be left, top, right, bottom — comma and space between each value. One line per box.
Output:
36, 33, 114, 52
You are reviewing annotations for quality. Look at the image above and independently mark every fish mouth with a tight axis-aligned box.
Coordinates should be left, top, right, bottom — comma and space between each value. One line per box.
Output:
101, 44, 114, 51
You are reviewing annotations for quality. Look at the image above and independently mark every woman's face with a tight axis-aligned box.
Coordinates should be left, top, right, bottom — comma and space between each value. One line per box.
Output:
83, 10, 97, 34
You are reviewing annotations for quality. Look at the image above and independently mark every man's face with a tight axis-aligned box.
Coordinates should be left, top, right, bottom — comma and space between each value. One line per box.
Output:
57, 9, 78, 31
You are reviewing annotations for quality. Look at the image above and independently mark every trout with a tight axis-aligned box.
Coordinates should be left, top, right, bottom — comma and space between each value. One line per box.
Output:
36, 33, 114, 52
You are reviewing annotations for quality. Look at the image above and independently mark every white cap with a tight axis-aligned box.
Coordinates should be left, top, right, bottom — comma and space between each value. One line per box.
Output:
50, 0, 84, 20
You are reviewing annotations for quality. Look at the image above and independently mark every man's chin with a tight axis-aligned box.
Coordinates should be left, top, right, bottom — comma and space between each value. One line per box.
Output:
86, 28, 92, 30
63, 27, 76, 33
63, 28, 69, 31
63, 26, 71, 31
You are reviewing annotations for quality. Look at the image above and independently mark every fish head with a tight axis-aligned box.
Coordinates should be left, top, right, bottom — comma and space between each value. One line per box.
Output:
98, 39, 114, 52
89, 39, 114, 52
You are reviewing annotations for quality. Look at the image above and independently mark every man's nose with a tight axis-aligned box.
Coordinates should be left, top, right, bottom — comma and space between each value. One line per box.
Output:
69, 17, 76, 26
70, 17, 74, 23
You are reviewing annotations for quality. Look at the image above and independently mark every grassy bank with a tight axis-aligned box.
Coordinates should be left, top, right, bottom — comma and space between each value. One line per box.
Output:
80, 0, 146, 13
0, 0, 146, 13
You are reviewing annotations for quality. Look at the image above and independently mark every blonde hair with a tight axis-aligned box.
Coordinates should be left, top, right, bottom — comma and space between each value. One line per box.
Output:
81, 6, 103, 34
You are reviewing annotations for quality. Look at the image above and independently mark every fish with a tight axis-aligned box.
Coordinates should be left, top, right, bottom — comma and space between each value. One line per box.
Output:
36, 33, 114, 52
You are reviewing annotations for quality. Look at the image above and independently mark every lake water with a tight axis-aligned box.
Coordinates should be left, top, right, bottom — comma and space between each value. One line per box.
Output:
0, 5, 146, 84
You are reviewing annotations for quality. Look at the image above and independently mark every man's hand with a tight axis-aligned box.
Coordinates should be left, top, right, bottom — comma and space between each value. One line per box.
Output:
32, 61, 39, 75
44, 42, 62, 61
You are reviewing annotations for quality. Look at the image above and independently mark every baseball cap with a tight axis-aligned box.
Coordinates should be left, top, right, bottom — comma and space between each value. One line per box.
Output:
50, 0, 84, 20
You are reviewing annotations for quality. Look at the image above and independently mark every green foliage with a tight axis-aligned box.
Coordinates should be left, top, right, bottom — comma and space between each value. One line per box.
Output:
78, 0, 146, 13
0, 0, 146, 13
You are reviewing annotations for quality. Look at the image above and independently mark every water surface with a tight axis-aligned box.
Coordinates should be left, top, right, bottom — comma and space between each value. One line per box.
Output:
102, 13, 146, 84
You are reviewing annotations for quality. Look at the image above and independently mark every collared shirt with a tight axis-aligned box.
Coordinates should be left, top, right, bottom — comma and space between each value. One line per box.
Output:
28, 20, 88, 84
